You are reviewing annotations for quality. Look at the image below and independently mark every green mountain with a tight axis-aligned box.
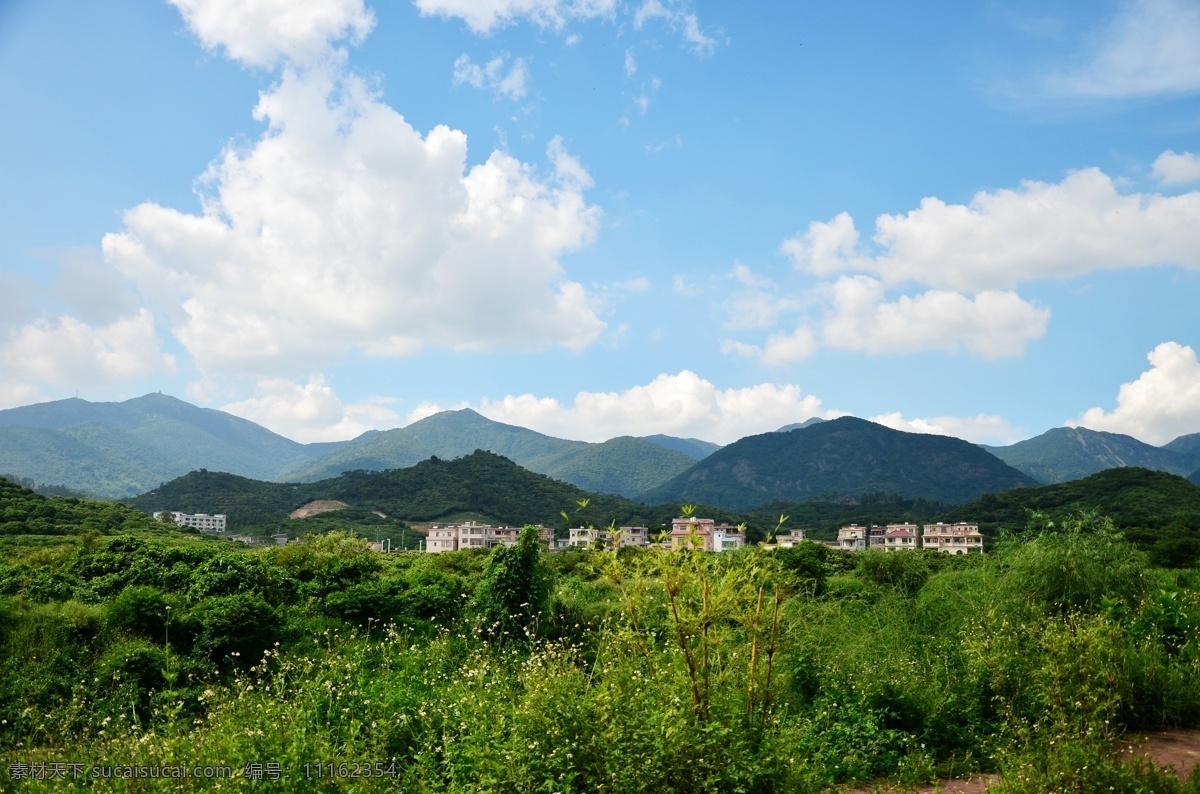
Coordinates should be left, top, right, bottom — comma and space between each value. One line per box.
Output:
947, 467, 1200, 540
982, 426, 1195, 484
0, 394, 333, 498
640, 416, 1037, 510
1165, 432, 1200, 468
776, 417, 826, 432
282, 409, 696, 498
130, 450, 728, 532
641, 434, 721, 459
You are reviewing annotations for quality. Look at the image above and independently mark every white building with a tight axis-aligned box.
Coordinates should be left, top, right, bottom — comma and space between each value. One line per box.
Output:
922, 523, 984, 554
774, 528, 808, 548
169, 512, 227, 533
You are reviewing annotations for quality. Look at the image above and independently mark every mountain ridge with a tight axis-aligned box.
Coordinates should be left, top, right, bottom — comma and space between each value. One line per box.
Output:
641, 416, 1037, 510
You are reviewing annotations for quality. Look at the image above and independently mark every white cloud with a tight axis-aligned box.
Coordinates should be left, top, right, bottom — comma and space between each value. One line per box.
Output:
456, 370, 837, 444
869, 411, 1020, 446
1154, 150, 1200, 185
783, 168, 1200, 292
103, 64, 604, 380
1071, 341, 1200, 445
1045, 0, 1200, 98
633, 0, 716, 55
1, 309, 176, 385
624, 48, 637, 77
0, 383, 44, 411
723, 326, 817, 366
414, 0, 617, 34
453, 53, 531, 100
168, 0, 374, 68
221, 375, 401, 443
721, 263, 803, 331
821, 276, 1049, 358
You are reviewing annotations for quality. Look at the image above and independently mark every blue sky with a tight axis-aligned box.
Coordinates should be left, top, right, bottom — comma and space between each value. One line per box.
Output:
1, 0, 1199, 446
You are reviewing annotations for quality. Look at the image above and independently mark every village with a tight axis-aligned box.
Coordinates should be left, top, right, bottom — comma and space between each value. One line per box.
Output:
161, 510, 985, 554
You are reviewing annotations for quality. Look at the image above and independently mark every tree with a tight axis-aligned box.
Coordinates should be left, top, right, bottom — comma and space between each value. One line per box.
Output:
470, 525, 550, 644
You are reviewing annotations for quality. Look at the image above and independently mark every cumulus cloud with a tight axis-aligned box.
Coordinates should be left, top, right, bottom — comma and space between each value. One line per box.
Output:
1045, 0, 1200, 98
448, 370, 838, 444
821, 276, 1050, 358
103, 60, 604, 380
221, 375, 401, 443
868, 411, 1020, 446
168, 0, 374, 68
453, 53, 530, 100
782, 168, 1200, 292
1154, 150, 1200, 185
1, 309, 176, 385
1071, 341, 1200, 445
414, 0, 617, 34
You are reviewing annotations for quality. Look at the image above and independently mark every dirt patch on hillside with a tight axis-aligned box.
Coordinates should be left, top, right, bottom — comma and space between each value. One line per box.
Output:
288, 500, 351, 519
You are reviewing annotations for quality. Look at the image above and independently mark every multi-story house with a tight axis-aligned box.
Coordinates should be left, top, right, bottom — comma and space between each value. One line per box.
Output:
868, 525, 887, 549
425, 522, 553, 553
921, 522, 984, 554
567, 525, 652, 549
426, 525, 460, 553
837, 524, 867, 551
670, 517, 745, 552
884, 525, 918, 551
774, 528, 808, 548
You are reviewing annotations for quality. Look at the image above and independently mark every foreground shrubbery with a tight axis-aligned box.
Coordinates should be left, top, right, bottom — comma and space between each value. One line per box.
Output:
3, 517, 1200, 790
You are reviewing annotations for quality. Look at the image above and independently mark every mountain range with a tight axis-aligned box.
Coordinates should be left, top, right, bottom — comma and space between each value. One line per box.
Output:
2, 392, 1199, 506
981, 426, 1197, 484
0, 395, 709, 499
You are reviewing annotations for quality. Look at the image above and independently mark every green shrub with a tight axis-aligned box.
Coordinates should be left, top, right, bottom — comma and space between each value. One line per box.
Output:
189, 593, 278, 666
107, 585, 171, 641
856, 549, 931, 597
1000, 512, 1150, 617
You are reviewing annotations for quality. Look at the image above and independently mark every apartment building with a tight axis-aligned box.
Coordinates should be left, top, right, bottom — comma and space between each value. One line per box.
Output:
168, 512, 227, 533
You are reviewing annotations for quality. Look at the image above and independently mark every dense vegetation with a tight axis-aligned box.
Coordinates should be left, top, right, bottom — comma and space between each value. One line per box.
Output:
5, 475, 1200, 790
983, 426, 1197, 484
642, 416, 1038, 509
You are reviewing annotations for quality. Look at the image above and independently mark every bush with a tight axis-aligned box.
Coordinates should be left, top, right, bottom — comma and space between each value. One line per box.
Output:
107, 585, 171, 641
189, 594, 278, 667
470, 526, 550, 643
1001, 512, 1149, 616
856, 549, 931, 597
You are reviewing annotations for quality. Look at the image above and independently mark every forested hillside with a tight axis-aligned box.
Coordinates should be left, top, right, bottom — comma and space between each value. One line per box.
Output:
643, 416, 1036, 509
128, 451, 740, 534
